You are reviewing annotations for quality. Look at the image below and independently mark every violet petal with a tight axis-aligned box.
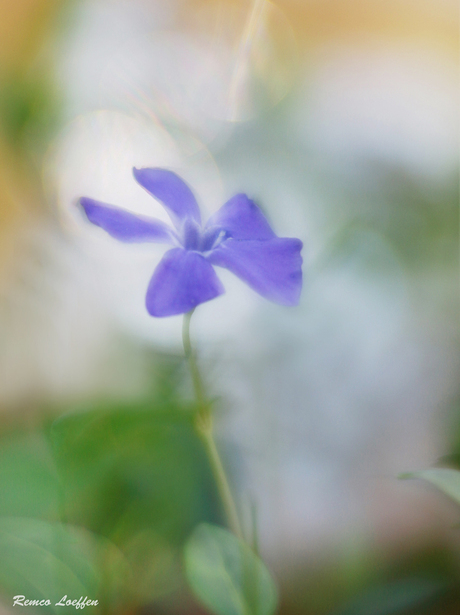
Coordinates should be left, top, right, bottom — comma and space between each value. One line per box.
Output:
146, 248, 225, 317
207, 237, 303, 306
206, 194, 276, 240
80, 198, 175, 243
133, 167, 201, 230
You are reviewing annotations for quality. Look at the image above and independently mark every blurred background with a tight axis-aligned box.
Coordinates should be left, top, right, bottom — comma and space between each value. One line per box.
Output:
0, 0, 458, 613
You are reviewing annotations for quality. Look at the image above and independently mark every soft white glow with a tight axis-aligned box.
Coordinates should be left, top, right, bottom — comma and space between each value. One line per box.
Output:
303, 44, 458, 179
46, 109, 258, 348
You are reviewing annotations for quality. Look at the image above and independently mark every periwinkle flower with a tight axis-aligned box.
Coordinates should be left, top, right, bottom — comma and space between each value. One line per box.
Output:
80, 168, 303, 317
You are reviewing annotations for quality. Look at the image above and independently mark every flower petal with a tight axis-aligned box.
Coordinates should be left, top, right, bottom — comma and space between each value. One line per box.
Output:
205, 194, 276, 240
207, 238, 303, 306
133, 167, 201, 229
146, 248, 225, 317
80, 198, 175, 243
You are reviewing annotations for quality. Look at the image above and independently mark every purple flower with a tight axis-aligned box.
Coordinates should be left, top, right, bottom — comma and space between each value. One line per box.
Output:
79, 168, 303, 317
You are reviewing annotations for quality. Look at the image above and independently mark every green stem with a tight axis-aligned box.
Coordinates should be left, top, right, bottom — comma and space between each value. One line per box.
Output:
200, 426, 243, 541
182, 309, 205, 408
182, 310, 243, 541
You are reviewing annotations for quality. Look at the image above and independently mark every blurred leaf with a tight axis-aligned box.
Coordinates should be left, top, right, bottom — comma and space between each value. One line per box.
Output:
333, 577, 447, 615
436, 453, 460, 469
0, 430, 58, 519
184, 523, 277, 615
400, 468, 460, 506
49, 404, 219, 545
43, 363, 221, 607
0, 517, 127, 613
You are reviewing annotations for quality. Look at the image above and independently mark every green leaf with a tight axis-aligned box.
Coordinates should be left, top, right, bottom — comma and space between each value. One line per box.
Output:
400, 468, 460, 506
48, 403, 221, 607
0, 430, 58, 519
0, 517, 127, 613
49, 405, 219, 544
184, 523, 277, 615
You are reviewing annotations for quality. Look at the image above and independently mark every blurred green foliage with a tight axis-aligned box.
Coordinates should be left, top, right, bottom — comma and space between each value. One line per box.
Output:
333, 578, 447, 615
0, 517, 127, 614
400, 469, 460, 510
50, 403, 218, 543
278, 538, 460, 615
0, 71, 61, 156
0, 357, 223, 612
0, 429, 58, 519
185, 523, 277, 615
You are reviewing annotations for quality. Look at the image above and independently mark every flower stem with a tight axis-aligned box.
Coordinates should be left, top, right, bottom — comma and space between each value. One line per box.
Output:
182, 310, 243, 541
182, 310, 205, 409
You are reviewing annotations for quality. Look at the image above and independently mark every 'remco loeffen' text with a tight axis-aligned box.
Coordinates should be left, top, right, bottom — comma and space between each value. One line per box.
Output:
13, 595, 98, 609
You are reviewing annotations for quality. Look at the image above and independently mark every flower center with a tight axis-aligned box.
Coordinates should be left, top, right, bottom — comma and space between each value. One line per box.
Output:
199, 226, 227, 252
181, 219, 228, 253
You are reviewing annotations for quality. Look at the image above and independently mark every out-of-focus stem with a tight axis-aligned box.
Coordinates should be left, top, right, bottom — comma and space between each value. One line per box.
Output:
182, 310, 243, 541
182, 309, 205, 408
199, 425, 243, 541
